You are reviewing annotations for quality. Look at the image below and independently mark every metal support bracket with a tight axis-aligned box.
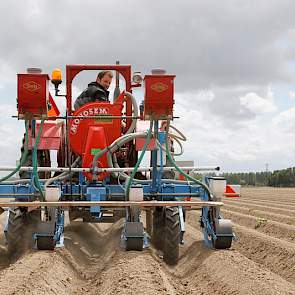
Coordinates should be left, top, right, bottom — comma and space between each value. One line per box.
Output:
87, 187, 106, 217
178, 206, 185, 244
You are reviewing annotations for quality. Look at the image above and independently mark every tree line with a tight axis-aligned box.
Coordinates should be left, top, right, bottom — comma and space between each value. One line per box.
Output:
221, 167, 295, 187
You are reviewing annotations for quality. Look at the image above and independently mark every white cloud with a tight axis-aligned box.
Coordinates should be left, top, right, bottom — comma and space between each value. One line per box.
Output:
0, 0, 295, 172
289, 91, 295, 99
0, 104, 15, 117
194, 90, 215, 102
273, 106, 295, 132
239, 91, 277, 114
0, 87, 294, 173
0, 104, 23, 175
172, 89, 295, 172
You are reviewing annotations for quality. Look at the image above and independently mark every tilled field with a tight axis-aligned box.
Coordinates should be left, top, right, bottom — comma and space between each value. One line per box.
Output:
0, 187, 294, 294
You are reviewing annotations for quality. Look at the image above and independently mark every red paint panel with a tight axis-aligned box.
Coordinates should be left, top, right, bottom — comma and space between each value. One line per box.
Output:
225, 185, 240, 198
135, 138, 156, 151
69, 102, 122, 155
29, 122, 63, 150
144, 75, 175, 120
82, 126, 108, 181
17, 74, 49, 117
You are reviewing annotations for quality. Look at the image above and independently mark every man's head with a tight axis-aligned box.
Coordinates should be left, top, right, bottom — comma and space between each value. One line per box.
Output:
96, 71, 113, 90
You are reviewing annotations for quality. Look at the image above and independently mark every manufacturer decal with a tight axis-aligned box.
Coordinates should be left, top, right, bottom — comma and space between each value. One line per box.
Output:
70, 107, 109, 134
23, 81, 41, 92
151, 82, 168, 93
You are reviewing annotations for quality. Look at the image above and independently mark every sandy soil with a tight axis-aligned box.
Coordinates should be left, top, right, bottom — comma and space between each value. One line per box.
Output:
0, 187, 295, 294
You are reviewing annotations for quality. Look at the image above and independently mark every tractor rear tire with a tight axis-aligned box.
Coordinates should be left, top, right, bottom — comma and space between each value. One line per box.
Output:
163, 206, 180, 265
5, 210, 24, 256
152, 207, 164, 250
5, 209, 41, 257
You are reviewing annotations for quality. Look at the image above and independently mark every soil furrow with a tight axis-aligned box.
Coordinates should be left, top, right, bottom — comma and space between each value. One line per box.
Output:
222, 208, 295, 243
232, 224, 295, 284
225, 198, 295, 210
0, 188, 295, 294
224, 203, 295, 225
223, 199, 295, 217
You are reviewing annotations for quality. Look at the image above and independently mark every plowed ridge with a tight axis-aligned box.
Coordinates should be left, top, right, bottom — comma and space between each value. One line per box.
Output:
0, 187, 294, 294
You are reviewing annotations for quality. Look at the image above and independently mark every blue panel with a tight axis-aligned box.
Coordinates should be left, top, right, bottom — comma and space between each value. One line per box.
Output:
158, 132, 166, 145
87, 187, 106, 215
1, 181, 203, 202
0, 184, 33, 200
0, 185, 15, 195
106, 185, 125, 195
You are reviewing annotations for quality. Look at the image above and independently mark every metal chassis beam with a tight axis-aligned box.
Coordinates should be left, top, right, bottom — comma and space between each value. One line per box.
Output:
0, 200, 223, 208
0, 166, 220, 173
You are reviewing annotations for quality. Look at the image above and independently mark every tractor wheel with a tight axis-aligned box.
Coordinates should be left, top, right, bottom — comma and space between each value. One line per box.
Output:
213, 219, 233, 249
5, 209, 41, 256
36, 236, 55, 250
163, 206, 181, 265
152, 207, 164, 250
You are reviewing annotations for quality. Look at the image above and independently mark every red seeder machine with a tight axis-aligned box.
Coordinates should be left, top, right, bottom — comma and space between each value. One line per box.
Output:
0, 64, 233, 265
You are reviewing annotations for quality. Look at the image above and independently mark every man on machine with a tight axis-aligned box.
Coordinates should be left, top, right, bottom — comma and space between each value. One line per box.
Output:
73, 69, 128, 169
74, 70, 113, 110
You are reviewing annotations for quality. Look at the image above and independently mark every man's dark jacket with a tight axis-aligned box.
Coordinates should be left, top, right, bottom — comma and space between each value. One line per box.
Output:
74, 82, 110, 110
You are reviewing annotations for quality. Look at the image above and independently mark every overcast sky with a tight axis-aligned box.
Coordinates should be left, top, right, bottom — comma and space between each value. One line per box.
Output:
1, 0, 295, 172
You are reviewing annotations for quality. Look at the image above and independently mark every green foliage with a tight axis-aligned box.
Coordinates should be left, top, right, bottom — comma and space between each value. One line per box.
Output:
268, 167, 295, 187
255, 218, 267, 229
221, 167, 295, 187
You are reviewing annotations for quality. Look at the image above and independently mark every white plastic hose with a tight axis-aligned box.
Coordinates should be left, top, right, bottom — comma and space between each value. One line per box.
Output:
124, 92, 138, 135
44, 157, 81, 188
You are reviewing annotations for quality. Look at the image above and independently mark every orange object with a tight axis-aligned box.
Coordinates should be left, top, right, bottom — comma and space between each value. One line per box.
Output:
225, 185, 241, 198
48, 93, 60, 117
51, 68, 62, 82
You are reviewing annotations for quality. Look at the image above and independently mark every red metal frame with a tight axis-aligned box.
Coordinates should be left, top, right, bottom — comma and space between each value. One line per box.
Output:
144, 75, 175, 120
66, 65, 133, 128
17, 73, 50, 117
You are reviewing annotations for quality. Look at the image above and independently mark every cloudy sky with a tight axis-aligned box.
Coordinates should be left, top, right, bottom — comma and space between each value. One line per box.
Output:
1, 0, 295, 172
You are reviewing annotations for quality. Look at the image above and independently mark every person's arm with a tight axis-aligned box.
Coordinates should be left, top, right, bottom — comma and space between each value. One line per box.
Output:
74, 91, 92, 110
89, 86, 109, 102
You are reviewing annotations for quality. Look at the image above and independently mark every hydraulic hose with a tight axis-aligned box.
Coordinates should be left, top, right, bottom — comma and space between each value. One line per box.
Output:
167, 124, 186, 141
0, 120, 30, 183
32, 119, 45, 200
125, 121, 153, 200
1, 178, 47, 184
109, 143, 204, 186
92, 91, 138, 173
156, 134, 184, 156
124, 92, 138, 135
158, 123, 186, 156
44, 156, 81, 188
92, 132, 147, 173
110, 153, 151, 183
108, 132, 197, 185
165, 120, 213, 200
